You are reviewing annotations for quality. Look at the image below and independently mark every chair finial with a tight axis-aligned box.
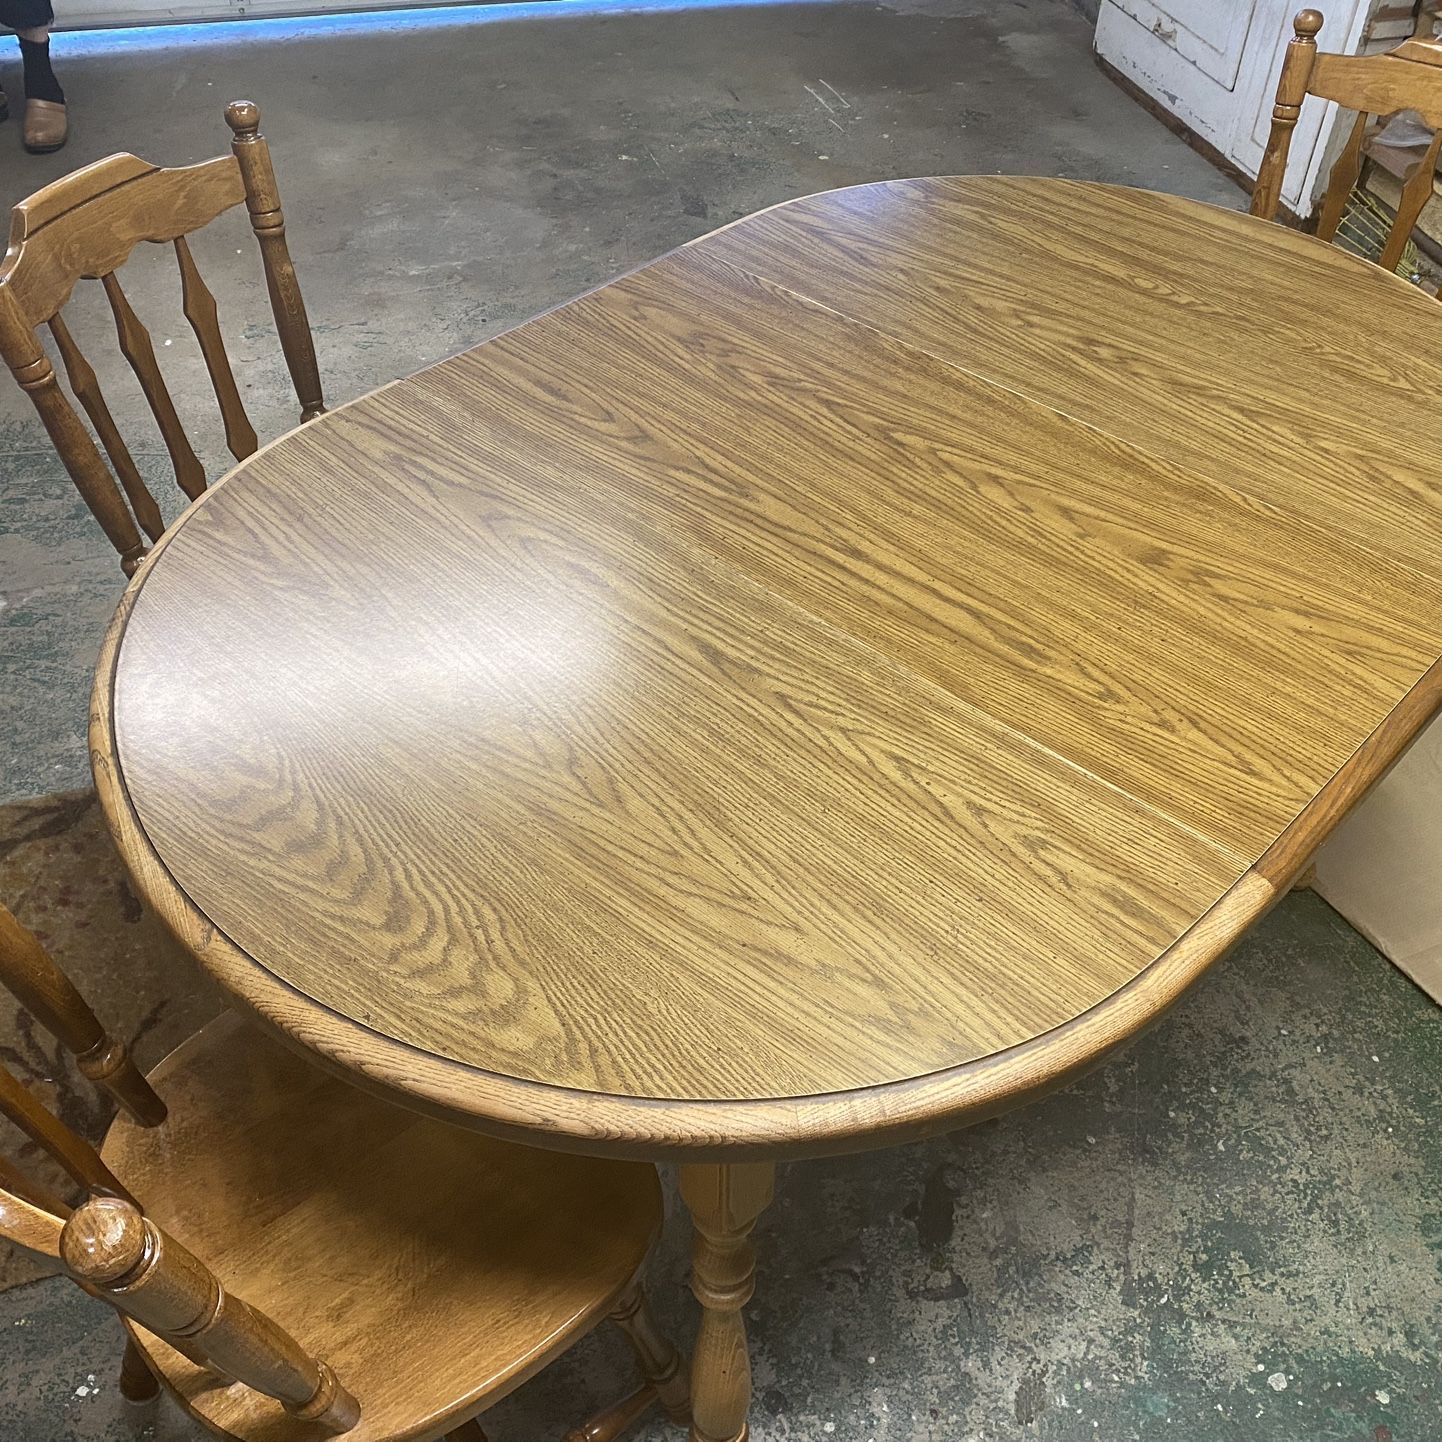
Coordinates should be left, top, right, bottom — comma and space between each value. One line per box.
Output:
225, 100, 261, 139
1294, 9, 1324, 40
60, 1196, 149, 1287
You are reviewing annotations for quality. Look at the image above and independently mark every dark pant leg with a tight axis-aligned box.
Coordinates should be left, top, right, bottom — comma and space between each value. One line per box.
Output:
0, 1, 55, 30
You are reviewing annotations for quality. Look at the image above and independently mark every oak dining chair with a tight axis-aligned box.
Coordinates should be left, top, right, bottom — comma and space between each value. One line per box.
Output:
0, 99, 324, 577
1253, 9, 1442, 274
0, 899, 689, 1442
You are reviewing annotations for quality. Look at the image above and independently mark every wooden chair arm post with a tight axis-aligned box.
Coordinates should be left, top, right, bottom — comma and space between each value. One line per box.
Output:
62, 1197, 361, 1436
0, 286, 147, 574
1252, 9, 1324, 221
225, 100, 326, 423
0, 904, 166, 1127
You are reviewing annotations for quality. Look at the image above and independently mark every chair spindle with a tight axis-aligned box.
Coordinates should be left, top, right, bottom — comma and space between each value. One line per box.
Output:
0, 287, 147, 573
0, 903, 167, 1127
174, 236, 259, 462
101, 271, 207, 501
0, 1062, 136, 1203
1315, 110, 1369, 243
45, 313, 166, 543
1381, 128, 1442, 271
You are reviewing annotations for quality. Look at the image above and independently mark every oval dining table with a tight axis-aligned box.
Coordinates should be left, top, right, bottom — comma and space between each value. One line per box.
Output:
92, 176, 1442, 1439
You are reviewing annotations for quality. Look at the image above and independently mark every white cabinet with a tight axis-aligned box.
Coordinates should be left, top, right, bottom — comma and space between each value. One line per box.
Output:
1104, 0, 1258, 86
1096, 0, 1371, 214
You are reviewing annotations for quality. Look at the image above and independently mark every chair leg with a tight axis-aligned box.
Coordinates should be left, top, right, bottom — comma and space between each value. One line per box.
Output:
562, 1384, 657, 1442
565, 1273, 691, 1440
445, 1421, 488, 1442
609, 1274, 690, 1426
119, 1334, 160, 1404
562, 1273, 691, 1442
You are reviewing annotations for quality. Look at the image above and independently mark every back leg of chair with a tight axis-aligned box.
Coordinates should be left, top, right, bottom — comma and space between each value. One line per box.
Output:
609, 1276, 689, 1424
445, 1421, 488, 1441
563, 1274, 690, 1442
118, 1331, 160, 1404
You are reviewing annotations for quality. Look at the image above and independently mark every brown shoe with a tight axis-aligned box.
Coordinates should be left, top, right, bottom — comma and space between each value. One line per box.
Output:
23, 98, 66, 153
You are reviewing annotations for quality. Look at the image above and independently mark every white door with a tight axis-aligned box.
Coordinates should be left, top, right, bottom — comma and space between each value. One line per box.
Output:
1096, 0, 1369, 215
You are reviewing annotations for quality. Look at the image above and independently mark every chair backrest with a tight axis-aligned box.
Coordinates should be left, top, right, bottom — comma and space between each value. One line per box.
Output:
0, 900, 359, 1435
1253, 10, 1442, 274
0, 100, 324, 576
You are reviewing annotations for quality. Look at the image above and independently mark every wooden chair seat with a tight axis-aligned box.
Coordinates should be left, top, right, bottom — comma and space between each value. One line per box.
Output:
99, 1012, 663, 1442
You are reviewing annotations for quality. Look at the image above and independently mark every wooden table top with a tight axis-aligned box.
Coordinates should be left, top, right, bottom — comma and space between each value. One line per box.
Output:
95, 176, 1442, 1160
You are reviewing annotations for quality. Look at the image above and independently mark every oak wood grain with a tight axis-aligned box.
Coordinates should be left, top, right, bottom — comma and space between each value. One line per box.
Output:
695, 176, 1442, 579
94, 593, 1280, 1158
98, 1014, 663, 1442
94, 177, 1442, 1164
113, 393, 1250, 1101
413, 248, 1442, 855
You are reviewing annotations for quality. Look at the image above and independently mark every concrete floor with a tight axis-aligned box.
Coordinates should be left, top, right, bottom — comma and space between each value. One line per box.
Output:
4, 3, 1438, 1441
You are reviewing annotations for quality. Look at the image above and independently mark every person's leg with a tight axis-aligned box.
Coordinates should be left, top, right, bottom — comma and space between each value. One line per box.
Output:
19, 21, 65, 152
18, 25, 60, 100
4, 0, 65, 152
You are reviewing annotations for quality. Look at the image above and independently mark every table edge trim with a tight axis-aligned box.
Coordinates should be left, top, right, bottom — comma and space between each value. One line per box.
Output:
97, 564, 1292, 1159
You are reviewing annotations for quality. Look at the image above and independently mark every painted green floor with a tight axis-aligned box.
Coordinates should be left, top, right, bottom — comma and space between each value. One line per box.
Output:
1, 2, 1438, 1439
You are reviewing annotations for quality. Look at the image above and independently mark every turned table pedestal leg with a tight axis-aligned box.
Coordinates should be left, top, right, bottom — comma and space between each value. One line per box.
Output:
678, 1162, 775, 1442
